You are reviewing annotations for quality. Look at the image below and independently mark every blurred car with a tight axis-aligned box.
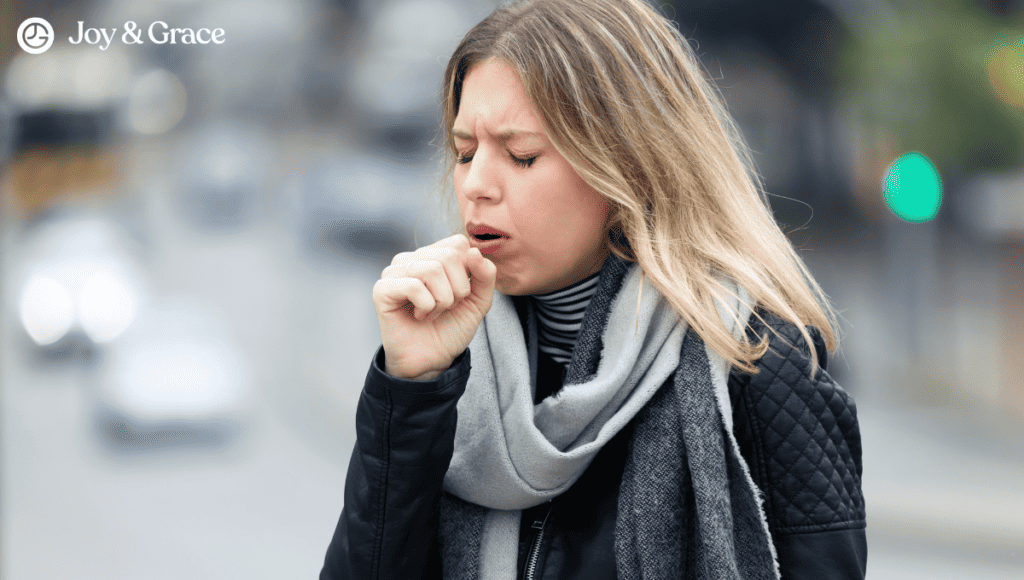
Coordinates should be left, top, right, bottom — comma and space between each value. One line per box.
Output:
175, 121, 274, 232
287, 152, 447, 272
6, 211, 148, 365
4, 210, 251, 450
93, 296, 252, 451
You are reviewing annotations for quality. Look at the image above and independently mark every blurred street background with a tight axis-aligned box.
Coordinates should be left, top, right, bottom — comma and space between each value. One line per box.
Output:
0, 0, 1022, 577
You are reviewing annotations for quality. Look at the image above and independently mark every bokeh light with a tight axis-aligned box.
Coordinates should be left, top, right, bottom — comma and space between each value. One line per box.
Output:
883, 152, 943, 223
987, 36, 1024, 109
18, 275, 75, 346
126, 68, 187, 135
79, 269, 138, 343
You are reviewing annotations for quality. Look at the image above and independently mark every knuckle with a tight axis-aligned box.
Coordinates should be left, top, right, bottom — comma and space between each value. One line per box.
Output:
412, 259, 443, 277
371, 279, 391, 301
403, 260, 422, 274
437, 247, 457, 262
405, 260, 424, 276
439, 233, 468, 249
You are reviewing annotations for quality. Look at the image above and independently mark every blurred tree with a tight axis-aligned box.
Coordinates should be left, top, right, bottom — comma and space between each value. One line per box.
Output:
839, 0, 1024, 175
653, 0, 858, 229
657, 0, 848, 98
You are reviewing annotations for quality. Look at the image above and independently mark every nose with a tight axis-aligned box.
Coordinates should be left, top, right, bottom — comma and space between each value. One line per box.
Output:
458, 145, 502, 205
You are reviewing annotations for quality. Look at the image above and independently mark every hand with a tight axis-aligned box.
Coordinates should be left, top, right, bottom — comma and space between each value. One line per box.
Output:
372, 234, 497, 380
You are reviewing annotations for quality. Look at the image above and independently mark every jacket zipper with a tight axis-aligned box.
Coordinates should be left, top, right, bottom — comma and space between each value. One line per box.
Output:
523, 503, 552, 580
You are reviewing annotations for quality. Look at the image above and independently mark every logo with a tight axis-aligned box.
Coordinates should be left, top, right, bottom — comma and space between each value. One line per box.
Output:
17, 17, 54, 54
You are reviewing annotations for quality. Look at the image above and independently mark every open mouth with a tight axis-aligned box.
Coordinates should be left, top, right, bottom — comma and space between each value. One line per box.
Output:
467, 227, 508, 255
473, 233, 503, 241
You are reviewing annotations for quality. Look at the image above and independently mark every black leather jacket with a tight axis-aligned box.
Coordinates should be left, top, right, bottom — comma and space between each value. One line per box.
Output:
320, 311, 867, 579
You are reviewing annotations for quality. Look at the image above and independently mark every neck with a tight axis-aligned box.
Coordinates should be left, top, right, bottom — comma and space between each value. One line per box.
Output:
530, 271, 601, 365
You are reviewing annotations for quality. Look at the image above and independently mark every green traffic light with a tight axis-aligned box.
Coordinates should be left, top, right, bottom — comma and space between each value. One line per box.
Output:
883, 152, 942, 223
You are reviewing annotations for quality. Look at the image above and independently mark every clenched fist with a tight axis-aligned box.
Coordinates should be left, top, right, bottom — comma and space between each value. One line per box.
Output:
372, 234, 497, 380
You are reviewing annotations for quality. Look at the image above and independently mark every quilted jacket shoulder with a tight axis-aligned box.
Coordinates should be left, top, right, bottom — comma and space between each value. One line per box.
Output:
728, 310, 866, 535
322, 311, 868, 580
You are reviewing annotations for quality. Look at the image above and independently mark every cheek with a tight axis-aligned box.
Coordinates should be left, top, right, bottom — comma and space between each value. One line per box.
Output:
517, 188, 608, 254
562, 181, 610, 237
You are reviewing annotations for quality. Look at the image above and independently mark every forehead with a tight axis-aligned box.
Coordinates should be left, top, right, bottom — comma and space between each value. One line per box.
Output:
453, 59, 545, 134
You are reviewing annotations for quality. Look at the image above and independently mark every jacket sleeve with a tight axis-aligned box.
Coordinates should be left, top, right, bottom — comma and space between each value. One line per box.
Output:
728, 312, 868, 580
320, 346, 471, 580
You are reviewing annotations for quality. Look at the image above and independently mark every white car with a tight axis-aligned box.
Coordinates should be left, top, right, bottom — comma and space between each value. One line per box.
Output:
93, 296, 252, 451
8, 212, 145, 363
7, 211, 251, 450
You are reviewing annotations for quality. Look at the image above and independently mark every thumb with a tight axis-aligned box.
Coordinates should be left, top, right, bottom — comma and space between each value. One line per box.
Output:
466, 247, 497, 305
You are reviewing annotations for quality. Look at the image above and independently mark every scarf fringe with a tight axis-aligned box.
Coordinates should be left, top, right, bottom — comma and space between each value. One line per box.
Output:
440, 257, 779, 579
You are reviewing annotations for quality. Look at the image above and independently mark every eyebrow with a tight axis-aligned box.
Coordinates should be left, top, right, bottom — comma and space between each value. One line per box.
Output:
451, 128, 544, 142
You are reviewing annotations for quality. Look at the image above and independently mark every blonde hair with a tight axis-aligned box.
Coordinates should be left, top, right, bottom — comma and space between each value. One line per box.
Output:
439, 0, 839, 375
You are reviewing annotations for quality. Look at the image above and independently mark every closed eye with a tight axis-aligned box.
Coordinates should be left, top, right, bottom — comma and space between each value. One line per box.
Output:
510, 153, 537, 168
455, 152, 537, 168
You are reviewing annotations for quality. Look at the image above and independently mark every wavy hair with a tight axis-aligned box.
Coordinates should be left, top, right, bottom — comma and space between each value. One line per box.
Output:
439, 0, 839, 375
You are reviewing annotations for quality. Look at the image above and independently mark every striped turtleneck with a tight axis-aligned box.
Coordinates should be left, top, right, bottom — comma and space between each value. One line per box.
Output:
530, 271, 601, 366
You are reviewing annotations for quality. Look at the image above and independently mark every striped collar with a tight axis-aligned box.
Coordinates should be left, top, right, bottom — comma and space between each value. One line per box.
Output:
530, 271, 601, 365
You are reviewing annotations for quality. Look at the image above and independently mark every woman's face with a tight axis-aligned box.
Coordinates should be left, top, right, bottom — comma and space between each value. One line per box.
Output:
453, 58, 611, 296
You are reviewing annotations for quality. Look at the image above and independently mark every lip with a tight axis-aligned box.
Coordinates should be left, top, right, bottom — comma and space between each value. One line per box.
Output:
466, 224, 509, 256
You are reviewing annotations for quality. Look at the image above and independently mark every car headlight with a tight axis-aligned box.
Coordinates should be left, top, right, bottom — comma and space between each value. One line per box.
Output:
19, 274, 75, 346
11, 215, 145, 349
79, 269, 138, 343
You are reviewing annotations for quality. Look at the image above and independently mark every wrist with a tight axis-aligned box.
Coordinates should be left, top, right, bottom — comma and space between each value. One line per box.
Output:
407, 369, 443, 381
383, 357, 451, 381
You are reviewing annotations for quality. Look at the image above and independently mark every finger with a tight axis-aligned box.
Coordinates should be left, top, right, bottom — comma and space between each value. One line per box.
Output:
380, 264, 404, 279
395, 242, 471, 303
387, 250, 415, 268
409, 245, 471, 301
432, 233, 471, 252
465, 247, 497, 302
405, 259, 455, 314
372, 277, 437, 320
388, 235, 468, 274
448, 250, 471, 303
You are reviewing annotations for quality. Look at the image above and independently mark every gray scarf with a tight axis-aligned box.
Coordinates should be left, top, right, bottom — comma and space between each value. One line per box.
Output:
438, 255, 780, 579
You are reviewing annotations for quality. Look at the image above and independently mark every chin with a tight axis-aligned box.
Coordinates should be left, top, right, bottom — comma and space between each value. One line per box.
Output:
494, 278, 524, 296
494, 268, 534, 296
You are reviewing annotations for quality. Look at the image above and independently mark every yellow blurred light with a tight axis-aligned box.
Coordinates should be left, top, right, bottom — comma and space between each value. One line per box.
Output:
4, 147, 121, 215
987, 38, 1024, 109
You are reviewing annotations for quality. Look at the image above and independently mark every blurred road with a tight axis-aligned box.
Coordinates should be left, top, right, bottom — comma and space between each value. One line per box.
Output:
0, 216, 368, 578
1, 157, 1022, 579
1, 361, 351, 579
804, 226, 1024, 579
860, 401, 1024, 579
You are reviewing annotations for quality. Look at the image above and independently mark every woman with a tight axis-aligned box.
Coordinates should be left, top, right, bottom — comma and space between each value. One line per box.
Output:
321, 0, 866, 578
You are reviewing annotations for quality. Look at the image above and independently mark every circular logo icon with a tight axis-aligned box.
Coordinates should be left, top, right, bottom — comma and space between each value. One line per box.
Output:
17, 18, 54, 54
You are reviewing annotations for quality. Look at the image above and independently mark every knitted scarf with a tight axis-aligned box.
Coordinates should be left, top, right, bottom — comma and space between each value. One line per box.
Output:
438, 255, 780, 579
